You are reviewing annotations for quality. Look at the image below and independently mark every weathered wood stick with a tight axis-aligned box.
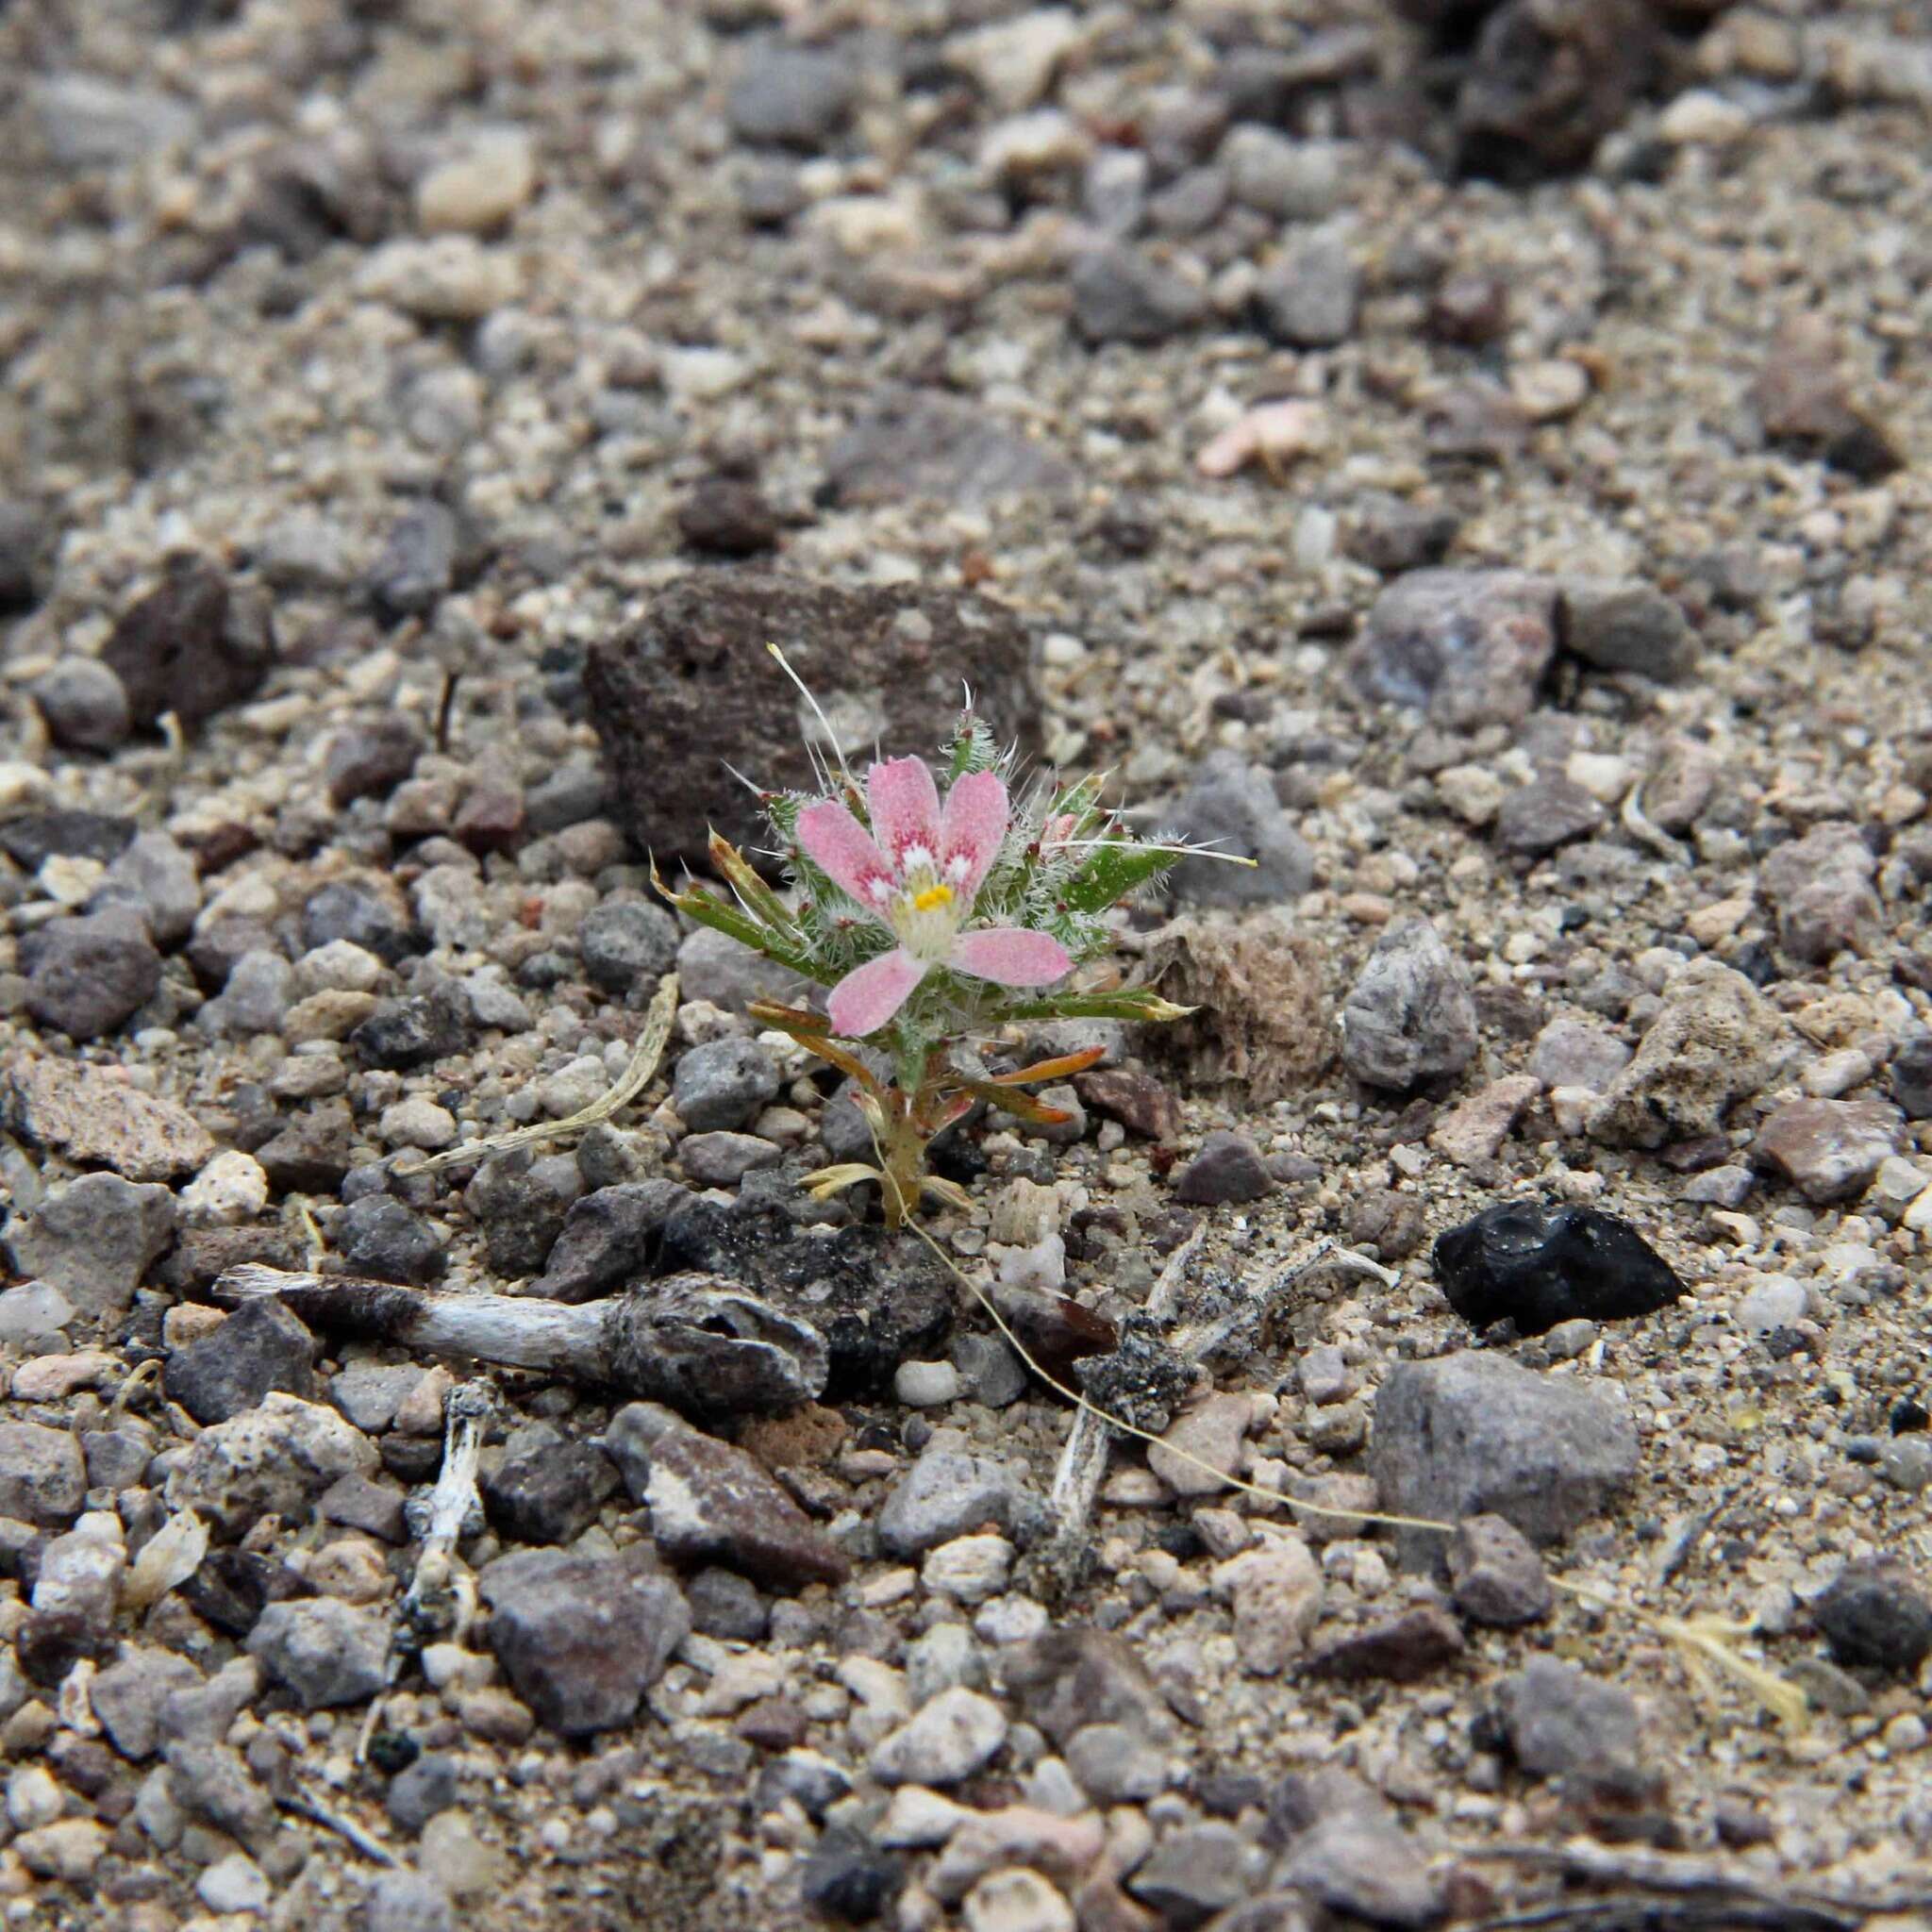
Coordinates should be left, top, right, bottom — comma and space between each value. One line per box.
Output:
213, 1265, 828, 1416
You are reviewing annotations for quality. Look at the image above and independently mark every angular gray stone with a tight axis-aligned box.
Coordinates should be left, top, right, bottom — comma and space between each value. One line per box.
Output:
1071, 243, 1208, 344
481, 1548, 689, 1736
530, 1180, 687, 1303
1001, 1627, 1175, 1747
1760, 822, 1881, 963
876, 1441, 1029, 1559
32, 658, 131, 752
603, 1402, 848, 1588
1447, 1513, 1553, 1625
1340, 919, 1478, 1091
1174, 1131, 1274, 1207
1345, 570, 1559, 732
1527, 1018, 1629, 1092
246, 1598, 388, 1709
1167, 752, 1313, 908
163, 1298, 318, 1425
100, 831, 202, 946
1268, 1769, 1443, 1929
826, 388, 1079, 510
1557, 579, 1697, 680
4, 1170, 175, 1318
91, 1647, 202, 1760
1494, 777, 1605, 858
22, 908, 162, 1041
726, 40, 858, 149
364, 1871, 455, 1932
1131, 1823, 1266, 1928
1369, 1353, 1639, 1567
1255, 231, 1359, 347
577, 900, 679, 995
0, 1424, 87, 1528
481, 1428, 618, 1546
673, 1038, 781, 1132
1494, 1655, 1651, 1798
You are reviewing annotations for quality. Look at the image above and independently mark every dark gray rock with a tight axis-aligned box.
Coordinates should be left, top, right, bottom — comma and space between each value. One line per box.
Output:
1369, 1353, 1640, 1566
578, 901, 679, 994
678, 476, 780, 558
31, 658, 131, 752
1174, 1131, 1274, 1207
1340, 919, 1477, 1091
100, 831, 201, 946
0, 809, 136, 869
1347, 496, 1460, 575
1447, 1514, 1553, 1625
0, 1424, 87, 1529
482, 1431, 618, 1546
464, 1150, 580, 1276
99, 555, 271, 731
246, 1598, 388, 1709
336, 1195, 445, 1284
368, 501, 458, 620
198, 948, 294, 1038
686, 1565, 769, 1641
1001, 1627, 1175, 1747
1167, 752, 1313, 908
587, 575, 1041, 873
302, 878, 420, 963
673, 1038, 780, 1133
726, 40, 858, 150
1494, 777, 1605, 858
800, 1824, 902, 1924
1812, 1557, 1932, 1674
1760, 823, 1880, 963
90, 1646, 201, 1759
21, 908, 162, 1040
1130, 1823, 1265, 1929
530, 1180, 685, 1303
0, 500, 47, 608
385, 1752, 458, 1835
1303, 1607, 1465, 1686
1494, 1655, 1652, 1797
1892, 1030, 1932, 1121
603, 1402, 848, 1588
164, 1298, 318, 1425
1255, 230, 1359, 347
163, 1738, 276, 1844
1267, 1769, 1443, 1929
1557, 579, 1697, 680
525, 762, 610, 835
1071, 243, 1208, 344
1345, 570, 1558, 732
319, 1473, 408, 1543
824, 388, 1079, 510
325, 717, 421, 807
255, 1099, 355, 1194
350, 982, 473, 1069
482, 1547, 690, 1735
3, 1170, 175, 1319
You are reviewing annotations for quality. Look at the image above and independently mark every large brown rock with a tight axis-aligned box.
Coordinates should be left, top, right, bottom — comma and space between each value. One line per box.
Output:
586, 574, 1041, 870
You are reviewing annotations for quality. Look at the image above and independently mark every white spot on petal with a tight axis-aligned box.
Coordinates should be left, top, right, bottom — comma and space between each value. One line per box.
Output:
946, 854, 971, 881
868, 877, 892, 903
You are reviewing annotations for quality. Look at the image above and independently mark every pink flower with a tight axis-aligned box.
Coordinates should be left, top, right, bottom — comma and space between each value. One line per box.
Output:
798, 758, 1073, 1036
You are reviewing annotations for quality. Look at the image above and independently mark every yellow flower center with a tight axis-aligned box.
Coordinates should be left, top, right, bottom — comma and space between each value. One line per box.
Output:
910, 883, 954, 913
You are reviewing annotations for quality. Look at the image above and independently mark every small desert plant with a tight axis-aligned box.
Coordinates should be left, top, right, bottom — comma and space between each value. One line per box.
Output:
655, 660, 1201, 1225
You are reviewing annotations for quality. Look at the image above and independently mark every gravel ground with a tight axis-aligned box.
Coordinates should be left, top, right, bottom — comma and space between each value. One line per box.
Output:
3, 3, 1932, 1930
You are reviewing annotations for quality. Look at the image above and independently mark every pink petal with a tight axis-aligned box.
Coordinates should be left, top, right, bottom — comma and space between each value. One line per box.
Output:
939, 770, 1009, 904
826, 948, 926, 1037
867, 758, 941, 868
948, 926, 1072, 989
799, 800, 892, 909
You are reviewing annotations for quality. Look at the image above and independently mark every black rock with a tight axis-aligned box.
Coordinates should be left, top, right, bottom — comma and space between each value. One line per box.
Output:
1433, 1201, 1685, 1337
350, 982, 474, 1069
0, 810, 138, 869
180, 1548, 282, 1637
100, 554, 273, 732
336, 1195, 446, 1284
657, 1201, 951, 1397
799, 1824, 902, 1924
255, 1099, 354, 1194
1812, 1557, 1932, 1674
482, 1432, 619, 1546
163, 1297, 318, 1424
686, 1566, 769, 1641
464, 1148, 580, 1278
